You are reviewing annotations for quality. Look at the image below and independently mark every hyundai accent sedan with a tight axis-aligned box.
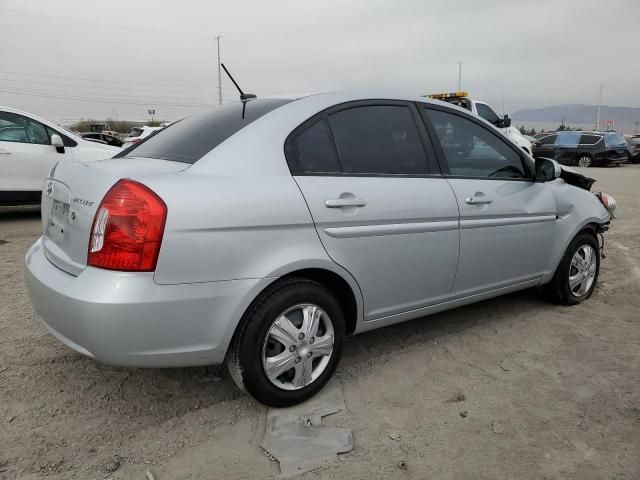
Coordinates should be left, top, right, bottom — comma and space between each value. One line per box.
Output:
25, 92, 615, 406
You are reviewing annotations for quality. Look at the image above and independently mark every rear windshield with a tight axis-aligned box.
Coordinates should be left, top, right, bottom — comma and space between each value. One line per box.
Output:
604, 133, 627, 149
118, 99, 291, 164
128, 128, 143, 138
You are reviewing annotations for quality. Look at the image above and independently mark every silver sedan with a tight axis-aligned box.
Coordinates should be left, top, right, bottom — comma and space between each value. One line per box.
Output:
25, 92, 615, 406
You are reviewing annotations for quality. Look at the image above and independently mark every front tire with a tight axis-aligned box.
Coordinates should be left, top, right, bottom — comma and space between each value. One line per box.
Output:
547, 232, 600, 305
226, 278, 345, 407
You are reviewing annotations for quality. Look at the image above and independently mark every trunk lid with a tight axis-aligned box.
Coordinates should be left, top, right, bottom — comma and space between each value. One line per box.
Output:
41, 157, 187, 275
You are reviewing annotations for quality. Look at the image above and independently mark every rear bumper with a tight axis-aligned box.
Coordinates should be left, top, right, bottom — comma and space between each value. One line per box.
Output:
24, 238, 268, 367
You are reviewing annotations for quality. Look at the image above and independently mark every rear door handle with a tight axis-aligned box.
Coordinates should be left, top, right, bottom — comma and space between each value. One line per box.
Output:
465, 196, 493, 205
325, 198, 367, 208
0, 149, 11, 155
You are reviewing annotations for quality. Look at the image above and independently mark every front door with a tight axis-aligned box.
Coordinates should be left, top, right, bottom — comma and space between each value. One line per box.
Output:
423, 106, 557, 298
286, 102, 460, 320
0, 111, 72, 194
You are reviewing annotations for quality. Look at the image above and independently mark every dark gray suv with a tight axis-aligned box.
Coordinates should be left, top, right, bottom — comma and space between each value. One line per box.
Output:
532, 131, 628, 167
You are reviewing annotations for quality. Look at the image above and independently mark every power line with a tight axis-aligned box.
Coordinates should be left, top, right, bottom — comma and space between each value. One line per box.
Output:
0, 7, 216, 40
0, 78, 225, 100
0, 88, 221, 107
0, 69, 215, 90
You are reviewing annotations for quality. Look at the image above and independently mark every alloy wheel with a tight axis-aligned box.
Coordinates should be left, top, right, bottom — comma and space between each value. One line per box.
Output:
577, 156, 592, 168
568, 245, 597, 297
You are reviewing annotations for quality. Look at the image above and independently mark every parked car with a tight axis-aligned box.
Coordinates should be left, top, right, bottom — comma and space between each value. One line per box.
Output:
25, 93, 615, 406
532, 131, 628, 167
426, 92, 533, 155
625, 135, 640, 163
0, 107, 121, 205
122, 126, 162, 149
80, 132, 124, 148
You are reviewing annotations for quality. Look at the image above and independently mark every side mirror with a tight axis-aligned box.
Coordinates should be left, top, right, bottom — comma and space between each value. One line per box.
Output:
502, 114, 511, 128
51, 134, 65, 153
535, 157, 561, 182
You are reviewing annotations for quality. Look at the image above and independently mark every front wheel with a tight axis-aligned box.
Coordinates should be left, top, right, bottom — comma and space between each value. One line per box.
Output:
547, 232, 600, 305
226, 278, 345, 407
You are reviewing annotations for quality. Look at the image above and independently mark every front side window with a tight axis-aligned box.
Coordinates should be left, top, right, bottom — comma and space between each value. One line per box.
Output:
0, 111, 49, 144
555, 132, 580, 147
475, 103, 500, 125
426, 109, 527, 179
537, 134, 557, 145
326, 105, 428, 174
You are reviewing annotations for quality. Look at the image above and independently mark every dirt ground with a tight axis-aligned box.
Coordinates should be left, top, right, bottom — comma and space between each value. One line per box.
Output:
1, 166, 639, 480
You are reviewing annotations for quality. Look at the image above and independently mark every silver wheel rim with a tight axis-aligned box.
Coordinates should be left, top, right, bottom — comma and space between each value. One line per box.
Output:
568, 244, 597, 297
578, 156, 591, 167
262, 303, 334, 391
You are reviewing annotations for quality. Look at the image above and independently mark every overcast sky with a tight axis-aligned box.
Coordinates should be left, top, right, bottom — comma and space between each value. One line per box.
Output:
0, 0, 638, 123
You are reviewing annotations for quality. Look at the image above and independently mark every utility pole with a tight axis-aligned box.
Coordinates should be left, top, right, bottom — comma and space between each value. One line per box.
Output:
596, 83, 604, 131
635, 120, 638, 135
216, 35, 222, 105
456, 61, 464, 91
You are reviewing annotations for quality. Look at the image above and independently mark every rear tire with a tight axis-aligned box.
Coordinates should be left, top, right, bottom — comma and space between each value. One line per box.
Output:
576, 155, 593, 168
226, 278, 345, 407
547, 232, 600, 305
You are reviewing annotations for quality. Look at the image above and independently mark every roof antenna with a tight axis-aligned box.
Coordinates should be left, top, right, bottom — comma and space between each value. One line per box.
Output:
221, 63, 257, 102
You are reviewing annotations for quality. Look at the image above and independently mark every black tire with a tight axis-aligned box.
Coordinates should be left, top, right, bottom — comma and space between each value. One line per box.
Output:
547, 232, 600, 305
226, 277, 345, 407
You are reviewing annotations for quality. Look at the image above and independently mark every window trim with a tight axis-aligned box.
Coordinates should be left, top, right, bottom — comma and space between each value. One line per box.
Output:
284, 100, 441, 177
418, 103, 534, 182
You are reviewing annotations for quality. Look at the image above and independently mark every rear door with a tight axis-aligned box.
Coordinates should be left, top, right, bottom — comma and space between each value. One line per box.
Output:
422, 105, 557, 298
287, 101, 460, 320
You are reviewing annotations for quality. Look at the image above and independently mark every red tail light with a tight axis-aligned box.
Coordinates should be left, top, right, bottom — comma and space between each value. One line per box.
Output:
88, 179, 167, 272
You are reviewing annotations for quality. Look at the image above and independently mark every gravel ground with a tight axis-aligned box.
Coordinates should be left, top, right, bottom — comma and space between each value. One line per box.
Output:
1, 166, 639, 480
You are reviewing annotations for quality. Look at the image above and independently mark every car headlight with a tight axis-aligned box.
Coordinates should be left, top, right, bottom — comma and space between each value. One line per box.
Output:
597, 192, 617, 219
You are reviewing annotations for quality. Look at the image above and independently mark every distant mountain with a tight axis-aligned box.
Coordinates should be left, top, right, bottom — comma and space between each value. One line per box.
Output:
512, 104, 640, 133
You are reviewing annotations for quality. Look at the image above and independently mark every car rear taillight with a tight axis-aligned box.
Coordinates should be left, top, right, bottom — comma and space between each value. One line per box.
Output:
88, 179, 167, 271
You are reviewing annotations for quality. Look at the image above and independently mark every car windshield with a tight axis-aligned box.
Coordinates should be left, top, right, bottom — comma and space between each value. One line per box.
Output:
117, 99, 291, 164
604, 133, 627, 149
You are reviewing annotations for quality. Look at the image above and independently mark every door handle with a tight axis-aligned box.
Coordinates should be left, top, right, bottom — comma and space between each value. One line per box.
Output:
0, 149, 11, 155
465, 196, 493, 205
325, 198, 367, 208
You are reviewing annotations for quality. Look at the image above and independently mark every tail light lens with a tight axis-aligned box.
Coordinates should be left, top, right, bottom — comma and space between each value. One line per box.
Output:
88, 179, 167, 271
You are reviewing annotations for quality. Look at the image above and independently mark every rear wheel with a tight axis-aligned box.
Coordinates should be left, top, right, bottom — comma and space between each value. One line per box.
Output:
226, 278, 345, 407
547, 232, 600, 305
576, 155, 593, 168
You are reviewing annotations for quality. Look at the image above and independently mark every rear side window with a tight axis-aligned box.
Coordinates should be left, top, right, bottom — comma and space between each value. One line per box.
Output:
326, 105, 428, 174
118, 99, 291, 164
285, 120, 340, 174
426, 109, 527, 179
579, 134, 601, 145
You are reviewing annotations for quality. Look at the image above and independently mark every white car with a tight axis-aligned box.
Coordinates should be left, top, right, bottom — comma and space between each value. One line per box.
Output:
122, 126, 163, 149
427, 93, 533, 155
0, 107, 121, 205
